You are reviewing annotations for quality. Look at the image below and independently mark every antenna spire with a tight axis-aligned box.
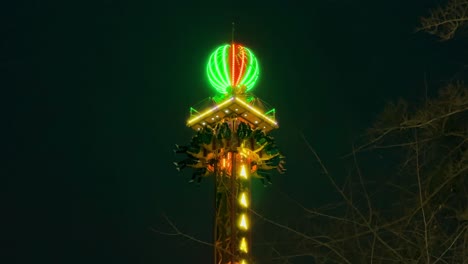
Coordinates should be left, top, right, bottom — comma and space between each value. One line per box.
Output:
231, 22, 235, 44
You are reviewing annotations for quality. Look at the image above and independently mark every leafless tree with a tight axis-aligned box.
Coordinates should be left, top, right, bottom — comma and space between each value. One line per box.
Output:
254, 83, 468, 264
154, 3, 468, 262
153, 87, 467, 264
418, 0, 468, 41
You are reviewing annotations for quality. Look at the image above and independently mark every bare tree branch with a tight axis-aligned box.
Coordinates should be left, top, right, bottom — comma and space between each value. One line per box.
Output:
417, 0, 468, 41
150, 214, 214, 247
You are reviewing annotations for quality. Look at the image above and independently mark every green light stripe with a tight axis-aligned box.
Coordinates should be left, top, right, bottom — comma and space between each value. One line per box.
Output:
208, 45, 229, 93
206, 44, 260, 94
207, 51, 225, 91
240, 48, 259, 91
214, 46, 226, 92
246, 50, 259, 90
207, 49, 222, 90
244, 53, 259, 91
239, 48, 254, 87
221, 45, 230, 88
235, 47, 246, 86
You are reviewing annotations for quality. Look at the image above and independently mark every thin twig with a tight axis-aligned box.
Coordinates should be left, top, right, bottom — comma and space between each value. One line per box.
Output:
301, 132, 408, 263
352, 144, 373, 223
433, 225, 468, 264
276, 189, 364, 226
150, 214, 214, 247
250, 208, 352, 264
415, 130, 431, 264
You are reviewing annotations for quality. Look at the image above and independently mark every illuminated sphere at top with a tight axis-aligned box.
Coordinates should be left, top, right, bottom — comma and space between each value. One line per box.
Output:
206, 43, 260, 94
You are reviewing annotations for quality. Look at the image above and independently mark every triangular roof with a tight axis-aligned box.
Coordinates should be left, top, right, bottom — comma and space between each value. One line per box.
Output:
187, 96, 278, 133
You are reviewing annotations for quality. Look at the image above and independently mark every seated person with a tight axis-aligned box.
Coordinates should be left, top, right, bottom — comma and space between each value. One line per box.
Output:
201, 127, 213, 144
173, 154, 199, 171
189, 168, 209, 183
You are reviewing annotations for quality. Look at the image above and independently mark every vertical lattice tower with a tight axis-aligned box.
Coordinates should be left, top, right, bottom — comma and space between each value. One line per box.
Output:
175, 43, 285, 264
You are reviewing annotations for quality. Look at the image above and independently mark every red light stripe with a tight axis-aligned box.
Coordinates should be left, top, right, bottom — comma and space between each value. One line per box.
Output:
235, 46, 247, 86
231, 43, 235, 86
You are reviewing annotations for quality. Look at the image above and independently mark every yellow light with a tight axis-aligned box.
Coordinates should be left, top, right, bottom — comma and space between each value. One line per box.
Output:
234, 97, 278, 126
239, 214, 248, 230
239, 237, 248, 253
240, 164, 248, 179
187, 97, 234, 125
187, 96, 279, 129
239, 192, 248, 207
240, 260, 247, 264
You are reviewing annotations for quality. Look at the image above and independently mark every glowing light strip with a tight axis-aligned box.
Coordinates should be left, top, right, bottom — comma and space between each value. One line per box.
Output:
231, 43, 235, 87
239, 48, 253, 86
206, 44, 259, 94
207, 45, 232, 94
235, 47, 247, 86
234, 97, 278, 126
222, 45, 230, 89
207, 46, 226, 92
239, 48, 259, 92
207, 53, 218, 88
264, 108, 275, 116
214, 45, 228, 93
246, 52, 259, 89
187, 97, 235, 125
187, 97, 278, 128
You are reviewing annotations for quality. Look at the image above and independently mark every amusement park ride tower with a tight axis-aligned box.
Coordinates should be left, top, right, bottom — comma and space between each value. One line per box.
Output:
174, 41, 285, 264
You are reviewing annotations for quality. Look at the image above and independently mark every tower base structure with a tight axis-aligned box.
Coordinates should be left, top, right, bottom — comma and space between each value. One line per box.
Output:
175, 95, 285, 264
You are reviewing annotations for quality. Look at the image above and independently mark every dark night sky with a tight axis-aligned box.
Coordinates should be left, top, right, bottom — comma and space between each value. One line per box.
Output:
5, 0, 468, 263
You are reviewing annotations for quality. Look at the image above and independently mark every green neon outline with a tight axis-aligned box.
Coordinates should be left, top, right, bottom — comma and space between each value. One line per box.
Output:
221, 45, 230, 88
244, 50, 259, 91
264, 108, 275, 116
206, 44, 260, 94
208, 45, 230, 93
214, 46, 227, 92
207, 48, 223, 91
239, 48, 254, 88
207, 51, 224, 91
239, 48, 259, 92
